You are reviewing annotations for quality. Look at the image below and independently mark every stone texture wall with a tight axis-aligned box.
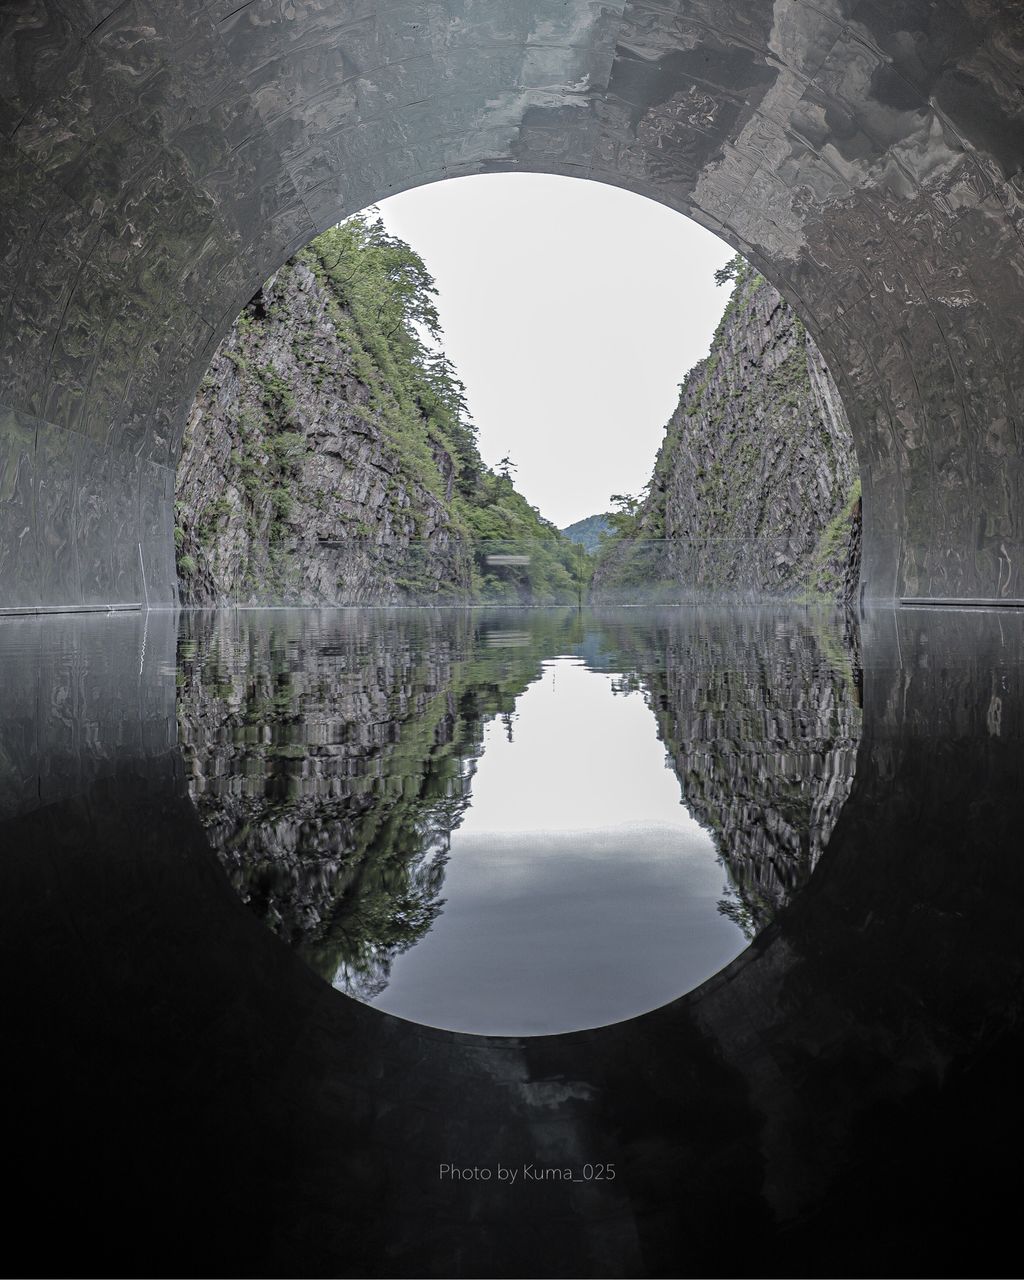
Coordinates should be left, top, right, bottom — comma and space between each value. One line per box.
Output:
4, 3, 1024, 615
175, 258, 470, 605
597, 270, 862, 602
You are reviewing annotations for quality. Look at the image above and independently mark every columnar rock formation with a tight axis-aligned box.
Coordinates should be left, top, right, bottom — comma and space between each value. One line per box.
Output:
596, 266, 862, 601
175, 221, 581, 607
595, 610, 863, 932
175, 257, 470, 605
184, 244, 863, 605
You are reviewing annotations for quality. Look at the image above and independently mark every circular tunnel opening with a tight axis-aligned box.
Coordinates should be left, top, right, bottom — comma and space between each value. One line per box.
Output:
5, 4, 1023, 1268
174, 172, 865, 1035
175, 172, 863, 610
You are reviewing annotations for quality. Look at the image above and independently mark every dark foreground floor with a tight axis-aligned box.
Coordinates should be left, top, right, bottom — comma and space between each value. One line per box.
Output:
2, 607, 1023, 1278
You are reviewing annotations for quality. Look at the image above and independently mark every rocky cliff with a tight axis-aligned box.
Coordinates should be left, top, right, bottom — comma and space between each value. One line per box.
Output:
175, 256, 470, 605
594, 609, 863, 936
179, 227, 859, 607
175, 214, 577, 606
596, 260, 862, 602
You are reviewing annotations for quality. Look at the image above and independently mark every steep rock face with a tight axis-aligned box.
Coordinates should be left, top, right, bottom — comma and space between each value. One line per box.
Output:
597, 269, 862, 601
176, 611, 564, 994
595, 610, 863, 935
651, 621, 861, 934
176, 259, 469, 605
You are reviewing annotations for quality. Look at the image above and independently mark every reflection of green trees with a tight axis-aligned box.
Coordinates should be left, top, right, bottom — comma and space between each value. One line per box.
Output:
178, 607, 860, 994
309, 748, 453, 999
178, 609, 586, 993
465, 536, 591, 604
590, 538, 679, 604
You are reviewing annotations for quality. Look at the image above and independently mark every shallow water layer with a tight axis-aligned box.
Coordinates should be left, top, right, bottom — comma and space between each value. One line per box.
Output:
352, 656, 739, 1034
5, 604, 1024, 1278
174, 606, 862, 1033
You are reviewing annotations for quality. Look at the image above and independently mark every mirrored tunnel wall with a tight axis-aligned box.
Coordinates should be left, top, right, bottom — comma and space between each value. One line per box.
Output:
0, 610, 176, 819
3, 607, 1024, 1274
1, 2, 1023, 608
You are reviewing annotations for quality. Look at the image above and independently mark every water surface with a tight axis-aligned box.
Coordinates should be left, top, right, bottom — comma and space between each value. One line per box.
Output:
176, 607, 862, 1034
7, 604, 1024, 1280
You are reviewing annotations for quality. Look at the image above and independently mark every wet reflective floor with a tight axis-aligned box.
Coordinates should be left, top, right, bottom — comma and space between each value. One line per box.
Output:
2, 604, 1023, 1278
356, 654, 740, 1035
176, 609, 859, 1035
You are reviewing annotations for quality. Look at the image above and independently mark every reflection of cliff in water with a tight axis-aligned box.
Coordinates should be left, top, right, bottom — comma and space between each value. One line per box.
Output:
177, 608, 863, 998
177, 610, 584, 996
588, 611, 863, 937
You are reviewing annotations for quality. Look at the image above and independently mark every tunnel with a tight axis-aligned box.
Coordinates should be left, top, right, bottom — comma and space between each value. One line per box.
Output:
1, 0, 1023, 612
3, 6, 1024, 1278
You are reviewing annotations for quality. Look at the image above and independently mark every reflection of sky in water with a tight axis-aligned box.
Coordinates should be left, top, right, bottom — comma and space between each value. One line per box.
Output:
351, 657, 746, 1035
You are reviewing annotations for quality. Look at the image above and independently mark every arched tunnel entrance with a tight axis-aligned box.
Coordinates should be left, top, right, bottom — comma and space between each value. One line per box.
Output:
5, 7, 1024, 1278
1, 1, 1023, 611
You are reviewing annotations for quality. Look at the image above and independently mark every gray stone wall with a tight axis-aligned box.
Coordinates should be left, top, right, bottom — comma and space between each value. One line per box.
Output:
660, 272, 859, 597
595, 271, 861, 601
2, 3, 1024, 607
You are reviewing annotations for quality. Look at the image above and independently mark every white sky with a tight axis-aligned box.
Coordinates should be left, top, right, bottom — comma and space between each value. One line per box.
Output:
360, 658, 744, 1035
376, 173, 735, 529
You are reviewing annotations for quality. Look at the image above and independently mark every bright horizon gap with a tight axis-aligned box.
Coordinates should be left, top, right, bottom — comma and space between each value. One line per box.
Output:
375, 173, 735, 530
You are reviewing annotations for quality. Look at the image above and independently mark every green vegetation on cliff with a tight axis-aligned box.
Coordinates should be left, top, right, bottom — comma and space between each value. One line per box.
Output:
177, 211, 579, 604
314, 216, 582, 600
592, 254, 861, 602
305, 213, 481, 502
180, 226, 858, 606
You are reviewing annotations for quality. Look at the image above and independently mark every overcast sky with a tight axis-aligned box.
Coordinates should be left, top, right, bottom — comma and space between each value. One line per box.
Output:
376, 173, 735, 530
361, 657, 743, 1035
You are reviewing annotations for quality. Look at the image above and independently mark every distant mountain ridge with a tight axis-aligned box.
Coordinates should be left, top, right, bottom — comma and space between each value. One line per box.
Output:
561, 513, 611, 551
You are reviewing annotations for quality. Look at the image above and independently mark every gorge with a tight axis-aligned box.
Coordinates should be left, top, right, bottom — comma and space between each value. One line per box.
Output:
4, 6, 1024, 1274
593, 256, 861, 602
174, 212, 577, 607
175, 217, 861, 605
177, 608, 863, 1027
